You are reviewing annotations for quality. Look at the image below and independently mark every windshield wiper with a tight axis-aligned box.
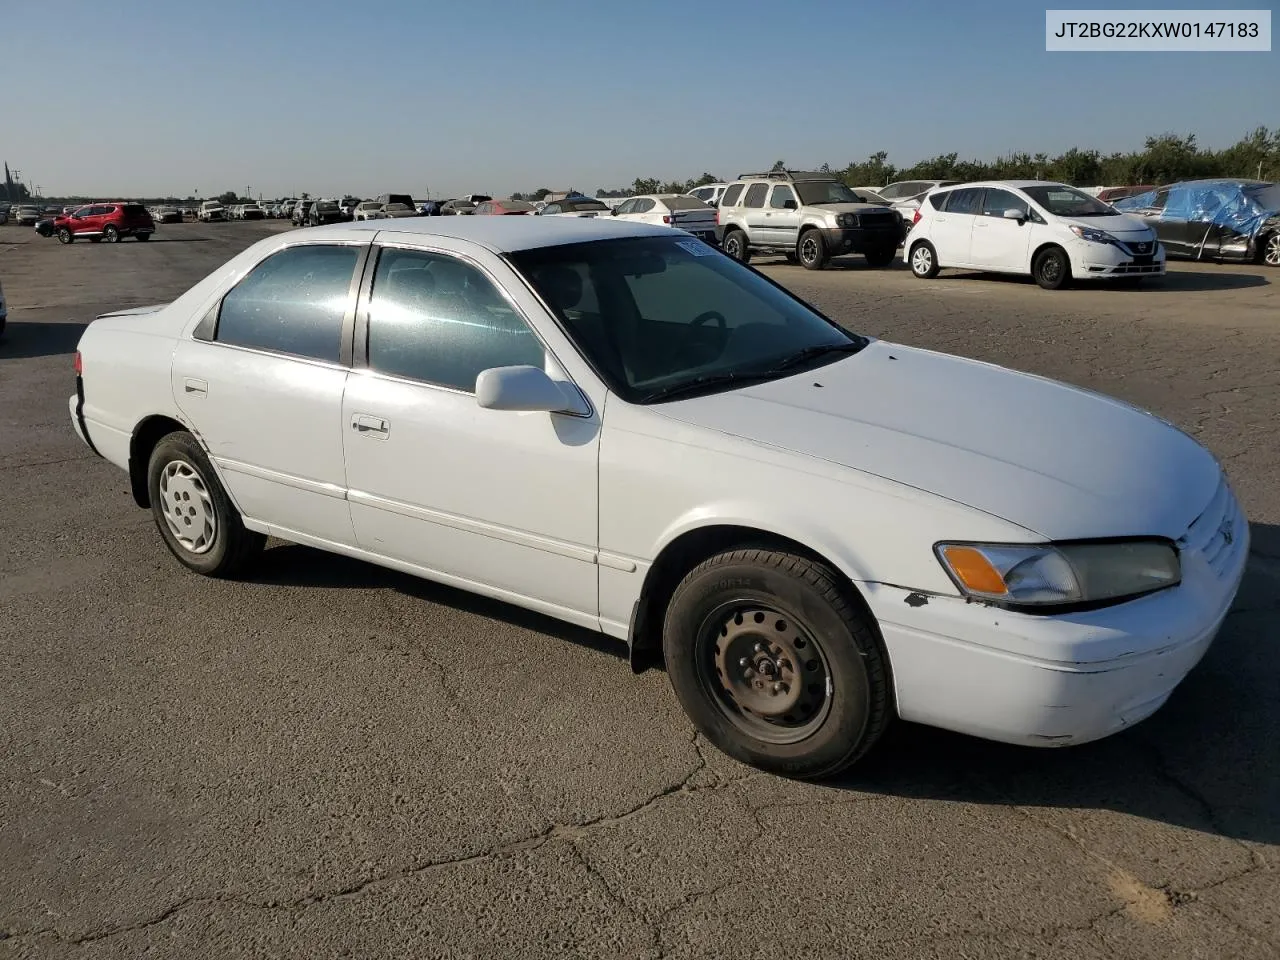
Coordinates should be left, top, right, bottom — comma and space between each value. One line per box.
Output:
762, 340, 865, 374
638, 370, 779, 404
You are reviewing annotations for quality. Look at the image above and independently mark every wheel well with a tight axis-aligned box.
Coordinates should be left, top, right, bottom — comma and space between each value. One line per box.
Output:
628, 524, 869, 669
1031, 241, 1066, 268
128, 415, 187, 507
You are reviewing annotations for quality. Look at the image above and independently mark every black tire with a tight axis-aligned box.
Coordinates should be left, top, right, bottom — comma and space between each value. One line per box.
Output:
135, 232, 150, 241
721, 229, 750, 263
147, 431, 265, 578
56, 227, 73, 244
1261, 232, 1280, 268
1033, 246, 1071, 289
89, 237, 102, 243
797, 229, 828, 270
864, 245, 896, 268
102, 225, 120, 243
662, 548, 891, 779
783, 252, 799, 264
909, 241, 939, 278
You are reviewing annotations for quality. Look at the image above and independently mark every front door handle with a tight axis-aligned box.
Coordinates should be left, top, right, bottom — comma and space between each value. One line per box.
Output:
351, 414, 389, 439
183, 377, 208, 396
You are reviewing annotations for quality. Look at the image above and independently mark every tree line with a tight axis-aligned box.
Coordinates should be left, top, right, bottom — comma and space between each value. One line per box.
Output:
510, 129, 1278, 200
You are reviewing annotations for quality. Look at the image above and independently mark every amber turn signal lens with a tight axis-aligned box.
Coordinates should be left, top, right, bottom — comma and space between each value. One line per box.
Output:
940, 545, 1009, 596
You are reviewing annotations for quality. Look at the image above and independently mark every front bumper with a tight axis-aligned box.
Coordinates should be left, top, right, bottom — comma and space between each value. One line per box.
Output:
865, 483, 1248, 747
819, 225, 900, 255
1069, 238, 1166, 278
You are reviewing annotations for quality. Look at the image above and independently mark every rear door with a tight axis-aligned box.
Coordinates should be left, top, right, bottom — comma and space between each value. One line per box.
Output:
969, 188, 1034, 270
928, 187, 982, 265
171, 240, 369, 545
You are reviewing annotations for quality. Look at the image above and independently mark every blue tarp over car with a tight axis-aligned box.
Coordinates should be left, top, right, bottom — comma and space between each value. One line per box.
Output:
1114, 179, 1280, 265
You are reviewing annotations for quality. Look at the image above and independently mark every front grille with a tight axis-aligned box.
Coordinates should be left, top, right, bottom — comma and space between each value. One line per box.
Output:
1178, 477, 1244, 578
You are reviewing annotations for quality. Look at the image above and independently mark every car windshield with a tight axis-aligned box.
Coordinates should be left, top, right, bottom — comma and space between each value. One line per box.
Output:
507, 236, 866, 403
1243, 183, 1280, 211
1023, 185, 1116, 217
565, 199, 608, 211
384, 203, 410, 211
794, 180, 863, 204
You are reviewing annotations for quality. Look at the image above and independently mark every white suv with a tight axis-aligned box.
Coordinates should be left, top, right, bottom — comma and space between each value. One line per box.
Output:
906, 181, 1165, 290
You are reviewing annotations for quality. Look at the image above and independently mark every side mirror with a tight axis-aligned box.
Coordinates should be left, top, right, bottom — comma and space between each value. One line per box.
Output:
783, 198, 797, 210
475, 365, 585, 415
1002, 208, 1026, 222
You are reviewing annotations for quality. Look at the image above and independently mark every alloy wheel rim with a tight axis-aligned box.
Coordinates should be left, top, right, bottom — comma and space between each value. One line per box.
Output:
912, 246, 931, 274
1266, 234, 1280, 266
158, 460, 217, 554
801, 237, 818, 263
697, 602, 833, 744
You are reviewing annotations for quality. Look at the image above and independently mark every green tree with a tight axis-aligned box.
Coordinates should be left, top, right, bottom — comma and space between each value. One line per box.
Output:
632, 177, 661, 195
217, 190, 238, 205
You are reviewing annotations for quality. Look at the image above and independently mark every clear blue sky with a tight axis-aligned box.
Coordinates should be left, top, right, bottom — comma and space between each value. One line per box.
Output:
4, 0, 1275, 199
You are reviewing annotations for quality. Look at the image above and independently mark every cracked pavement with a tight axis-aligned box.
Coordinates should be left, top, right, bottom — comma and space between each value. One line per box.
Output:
1, 223, 1277, 959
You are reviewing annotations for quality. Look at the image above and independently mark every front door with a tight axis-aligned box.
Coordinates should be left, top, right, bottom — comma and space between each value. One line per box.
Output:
171, 240, 368, 545
340, 242, 600, 621
969, 187, 1034, 270
758, 183, 801, 248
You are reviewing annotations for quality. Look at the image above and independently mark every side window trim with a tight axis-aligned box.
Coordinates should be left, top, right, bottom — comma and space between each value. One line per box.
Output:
352, 243, 588, 415
192, 240, 370, 368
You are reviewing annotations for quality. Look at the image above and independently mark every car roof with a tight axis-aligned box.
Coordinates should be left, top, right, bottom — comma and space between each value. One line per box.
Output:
927, 180, 1071, 191
292, 216, 676, 252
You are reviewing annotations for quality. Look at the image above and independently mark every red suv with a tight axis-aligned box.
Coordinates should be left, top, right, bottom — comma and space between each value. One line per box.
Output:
54, 203, 155, 244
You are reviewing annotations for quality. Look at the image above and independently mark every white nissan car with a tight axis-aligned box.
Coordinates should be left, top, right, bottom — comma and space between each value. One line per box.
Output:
906, 180, 1165, 289
68, 217, 1245, 778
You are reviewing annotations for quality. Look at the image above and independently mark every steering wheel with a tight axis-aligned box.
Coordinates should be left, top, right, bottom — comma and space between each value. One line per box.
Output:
680, 310, 729, 358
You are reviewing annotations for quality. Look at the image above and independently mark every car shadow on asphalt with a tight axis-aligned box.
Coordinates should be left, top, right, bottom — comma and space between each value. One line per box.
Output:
836, 521, 1280, 848
141, 237, 213, 243
251, 542, 629, 663
929, 268, 1269, 292
0, 319, 88, 359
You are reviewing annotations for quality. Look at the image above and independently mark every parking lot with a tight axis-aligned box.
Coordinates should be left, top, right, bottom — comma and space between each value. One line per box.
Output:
2, 221, 1277, 958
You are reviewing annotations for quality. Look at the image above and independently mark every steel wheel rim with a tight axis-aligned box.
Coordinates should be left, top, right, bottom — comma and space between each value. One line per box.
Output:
1265, 234, 1280, 266
696, 601, 833, 745
1040, 255, 1062, 283
800, 236, 819, 263
158, 460, 217, 554
911, 246, 932, 274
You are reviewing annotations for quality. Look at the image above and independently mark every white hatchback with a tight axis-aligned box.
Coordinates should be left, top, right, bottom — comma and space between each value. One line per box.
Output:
70, 216, 1244, 779
906, 180, 1166, 289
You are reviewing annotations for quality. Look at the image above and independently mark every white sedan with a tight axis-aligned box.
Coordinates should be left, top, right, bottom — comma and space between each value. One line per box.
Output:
69, 216, 1246, 778
610, 194, 718, 245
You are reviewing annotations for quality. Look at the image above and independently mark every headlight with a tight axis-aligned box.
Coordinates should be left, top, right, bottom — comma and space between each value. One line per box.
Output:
1069, 225, 1115, 244
935, 540, 1180, 609
837, 213, 856, 228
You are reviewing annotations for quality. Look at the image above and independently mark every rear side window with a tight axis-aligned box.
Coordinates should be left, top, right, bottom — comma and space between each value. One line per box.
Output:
365, 248, 544, 392
943, 188, 983, 214
743, 183, 768, 208
720, 183, 745, 207
925, 191, 949, 210
123, 204, 148, 216
214, 244, 359, 362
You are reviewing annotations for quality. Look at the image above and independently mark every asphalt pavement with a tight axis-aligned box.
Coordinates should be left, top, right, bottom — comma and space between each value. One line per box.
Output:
1, 221, 1277, 959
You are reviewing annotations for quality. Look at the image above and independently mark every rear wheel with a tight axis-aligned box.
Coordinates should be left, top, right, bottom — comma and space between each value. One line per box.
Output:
102, 225, 119, 243
909, 241, 939, 278
662, 548, 891, 779
147, 431, 265, 578
1033, 246, 1070, 289
721, 230, 750, 263
56, 227, 73, 244
798, 230, 828, 270
135, 232, 150, 241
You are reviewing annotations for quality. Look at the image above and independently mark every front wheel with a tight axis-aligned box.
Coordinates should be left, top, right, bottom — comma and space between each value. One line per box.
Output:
662, 548, 891, 779
798, 230, 828, 270
147, 431, 265, 578
57, 227, 73, 244
1262, 232, 1280, 267
1033, 246, 1071, 289
102, 225, 119, 243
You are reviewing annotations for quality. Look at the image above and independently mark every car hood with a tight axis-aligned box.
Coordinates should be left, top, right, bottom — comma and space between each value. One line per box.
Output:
811, 202, 895, 213
655, 341, 1220, 541
1059, 212, 1153, 238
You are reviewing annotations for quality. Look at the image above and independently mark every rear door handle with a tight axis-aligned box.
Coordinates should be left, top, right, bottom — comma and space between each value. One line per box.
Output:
351, 414, 389, 439
183, 378, 208, 396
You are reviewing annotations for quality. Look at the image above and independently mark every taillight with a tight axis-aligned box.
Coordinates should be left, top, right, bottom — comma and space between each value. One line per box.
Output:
74, 351, 83, 375
912, 208, 922, 224
714, 210, 719, 224
662, 215, 671, 224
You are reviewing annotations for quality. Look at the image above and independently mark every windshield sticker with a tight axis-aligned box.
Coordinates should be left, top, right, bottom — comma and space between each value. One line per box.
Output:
676, 239, 714, 256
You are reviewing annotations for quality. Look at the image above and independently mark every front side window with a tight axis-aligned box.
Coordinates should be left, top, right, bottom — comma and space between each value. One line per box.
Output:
510, 236, 865, 404
215, 244, 359, 362
366, 248, 544, 392
980, 188, 1027, 217
769, 185, 796, 209
542, 204, 561, 215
